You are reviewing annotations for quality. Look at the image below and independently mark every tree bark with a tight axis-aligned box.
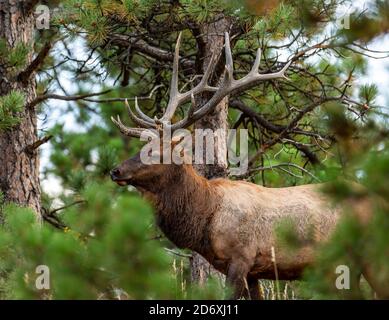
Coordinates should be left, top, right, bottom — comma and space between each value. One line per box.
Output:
190, 16, 233, 285
0, 1, 41, 218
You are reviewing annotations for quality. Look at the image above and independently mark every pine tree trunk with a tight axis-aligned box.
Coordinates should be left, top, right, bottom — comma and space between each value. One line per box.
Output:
190, 16, 232, 285
0, 2, 41, 218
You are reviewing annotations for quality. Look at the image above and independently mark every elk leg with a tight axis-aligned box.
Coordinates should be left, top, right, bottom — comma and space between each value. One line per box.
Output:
362, 266, 389, 299
349, 272, 364, 299
247, 276, 262, 300
226, 260, 250, 300
241, 276, 260, 300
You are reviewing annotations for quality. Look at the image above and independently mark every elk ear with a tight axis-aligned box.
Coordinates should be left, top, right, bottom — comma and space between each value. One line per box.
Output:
171, 132, 194, 147
171, 134, 193, 164
171, 135, 185, 148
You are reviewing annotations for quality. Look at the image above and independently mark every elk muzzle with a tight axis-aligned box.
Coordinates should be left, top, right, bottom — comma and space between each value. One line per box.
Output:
110, 167, 132, 186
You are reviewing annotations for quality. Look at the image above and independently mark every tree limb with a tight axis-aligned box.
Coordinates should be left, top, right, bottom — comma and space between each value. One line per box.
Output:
25, 135, 53, 154
83, 85, 163, 103
50, 200, 86, 215
42, 200, 86, 230
232, 162, 320, 181
230, 100, 285, 133
248, 97, 341, 165
230, 100, 321, 164
108, 33, 195, 71
18, 41, 53, 84
27, 90, 112, 108
22, 0, 40, 14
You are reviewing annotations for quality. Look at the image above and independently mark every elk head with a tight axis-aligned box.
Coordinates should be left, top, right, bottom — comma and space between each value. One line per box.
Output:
110, 132, 188, 188
110, 152, 154, 187
110, 32, 291, 188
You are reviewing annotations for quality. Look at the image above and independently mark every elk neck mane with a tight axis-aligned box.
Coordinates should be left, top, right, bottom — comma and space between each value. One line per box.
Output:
141, 164, 220, 255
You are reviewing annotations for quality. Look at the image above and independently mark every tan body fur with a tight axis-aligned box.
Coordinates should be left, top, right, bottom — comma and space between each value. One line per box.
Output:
210, 180, 341, 280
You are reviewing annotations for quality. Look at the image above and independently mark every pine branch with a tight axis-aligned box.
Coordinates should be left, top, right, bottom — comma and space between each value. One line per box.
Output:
22, 0, 41, 14
27, 90, 112, 108
50, 200, 86, 215
42, 200, 86, 231
25, 134, 53, 154
230, 99, 325, 164
230, 100, 285, 133
248, 97, 341, 165
109, 34, 195, 71
232, 162, 320, 181
18, 41, 53, 84
83, 85, 163, 103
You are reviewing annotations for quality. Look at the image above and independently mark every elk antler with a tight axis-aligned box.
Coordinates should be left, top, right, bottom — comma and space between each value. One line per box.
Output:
112, 32, 292, 137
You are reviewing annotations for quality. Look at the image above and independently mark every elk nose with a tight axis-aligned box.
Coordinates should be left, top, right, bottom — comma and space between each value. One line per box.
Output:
110, 168, 121, 180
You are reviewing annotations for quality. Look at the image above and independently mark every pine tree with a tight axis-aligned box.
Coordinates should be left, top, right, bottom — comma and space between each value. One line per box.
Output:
0, 1, 44, 216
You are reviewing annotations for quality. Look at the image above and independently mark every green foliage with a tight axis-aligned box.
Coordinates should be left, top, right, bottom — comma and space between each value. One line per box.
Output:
0, 90, 25, 130
123, 0, 155, 18
95, 147, 119, 177
359, 84, 378, 105
0, 39, 30, 72
252, 2, 297, 38
281, 117, 389, 299
301, 206, 389, 299
180, 0, 237, 22
62, 0, 252, 30
0, 183, 222, 299
340, 0, 389, 43
59, 0, 110, 45
9, 43, 30, 70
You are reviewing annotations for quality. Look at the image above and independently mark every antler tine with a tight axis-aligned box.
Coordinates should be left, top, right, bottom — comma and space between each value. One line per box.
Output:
113, 32, 293, 138
111, 115, 141, 138
199, 50, 218, 90
170, 33, 292, 130
134, 97, 155, 124
125, 99, 155, 128
160, 33, 219, 124
250, 48, 262, 75
159, 32, 292, 132
111, 115, 158, 139
170, 31, 182, 98
224, 32, 234, 80
173, 50, 219, 105
110, 97, 160, 141
187, 93, 196, 119
279, 59, 292, 80
160, 32, 182, 122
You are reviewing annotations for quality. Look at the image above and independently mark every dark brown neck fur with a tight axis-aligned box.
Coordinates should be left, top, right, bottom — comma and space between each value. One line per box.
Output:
139, 165, 219, 255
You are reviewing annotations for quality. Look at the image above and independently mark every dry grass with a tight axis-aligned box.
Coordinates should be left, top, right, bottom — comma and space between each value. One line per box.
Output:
171, 257, 299, 300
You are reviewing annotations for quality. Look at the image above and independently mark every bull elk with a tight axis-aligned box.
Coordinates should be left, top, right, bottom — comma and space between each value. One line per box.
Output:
110, 33, 381, 299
